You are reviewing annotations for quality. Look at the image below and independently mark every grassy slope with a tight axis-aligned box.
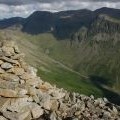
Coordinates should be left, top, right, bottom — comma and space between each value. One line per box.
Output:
15, 31, 120, 104
0, 30, 103, 97
1, 29, 120, 104
13, 31, 120, 92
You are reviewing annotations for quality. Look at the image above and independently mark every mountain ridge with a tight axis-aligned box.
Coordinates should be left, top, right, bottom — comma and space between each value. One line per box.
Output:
0, 7, 120, 38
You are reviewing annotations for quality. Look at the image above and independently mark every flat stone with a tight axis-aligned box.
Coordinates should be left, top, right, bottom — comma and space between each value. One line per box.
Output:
2, 46, 15, 57
39, 82, 52, 92
0, 73, 20, 82
3, 111, 30, 120
1, 62, 13, 70
103, 98, 108, 103
31, 104, 43, 119
44, 82, 53, 88
40, 93, 51, 110
50, 112, 57, 120
94, 98, 105, 107
18, 111, 30, 120
103, 111, 111, 118
26, 79, 39, 87
51, 90, 65, 99
0, 60, 3, 65
112, 106, 118, 114
2, 40, 15, 47
8, 67, 25, 75
32, 95, 40, 104
73, 118, 79, 120
25, 66, 37, 76
0, 56, 19, 65
17, 88, 28, 96
24, 113, 32, 120
0, 97, 10, 112
0, 88, 17, 97
14, 46, 20, 53
19, 79, 25, 84
28, 87, 37, 96
51, 100, 59, 111
11, 53, 25, 60
0, 68, 5, 74
20, 73, 34, 80
7, 98, 31, 113
0, 116, 7, 120
19, 59, 29, 71
0, 79, 17, 89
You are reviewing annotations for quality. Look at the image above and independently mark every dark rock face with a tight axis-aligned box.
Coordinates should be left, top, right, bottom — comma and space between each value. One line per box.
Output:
90, 14, 120, 35
22, 11, 56, 34
0, 17, 24, 29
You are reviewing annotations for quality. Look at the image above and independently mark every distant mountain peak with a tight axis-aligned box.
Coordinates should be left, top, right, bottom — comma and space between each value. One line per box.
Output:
0, 7, 120, 38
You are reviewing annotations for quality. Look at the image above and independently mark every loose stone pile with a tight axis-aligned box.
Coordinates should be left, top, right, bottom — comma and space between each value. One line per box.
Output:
0, 40, 120, 120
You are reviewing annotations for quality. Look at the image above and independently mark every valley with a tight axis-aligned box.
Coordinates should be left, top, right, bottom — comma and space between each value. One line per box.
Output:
0, 7, 120, 104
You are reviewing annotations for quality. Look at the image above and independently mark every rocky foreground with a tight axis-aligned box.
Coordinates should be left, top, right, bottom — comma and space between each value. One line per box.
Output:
0, 40, 119, 120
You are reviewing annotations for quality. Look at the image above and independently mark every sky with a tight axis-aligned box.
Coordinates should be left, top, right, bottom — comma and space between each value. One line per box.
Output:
0, 0, 120, 19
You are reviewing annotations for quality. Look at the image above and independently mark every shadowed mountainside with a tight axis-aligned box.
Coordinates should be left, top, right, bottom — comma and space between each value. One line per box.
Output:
1, 7, 120, 39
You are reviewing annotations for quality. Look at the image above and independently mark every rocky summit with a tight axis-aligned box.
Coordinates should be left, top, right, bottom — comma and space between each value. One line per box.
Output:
0, 40, 119, 120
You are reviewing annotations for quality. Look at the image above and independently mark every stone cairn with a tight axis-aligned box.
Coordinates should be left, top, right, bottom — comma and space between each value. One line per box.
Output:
0, 40, 120, 120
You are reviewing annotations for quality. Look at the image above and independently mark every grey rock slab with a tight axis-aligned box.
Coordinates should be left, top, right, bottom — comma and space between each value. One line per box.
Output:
3, 111, 30, 120
0, 60, 4, 65
2, 46, 15, 57
17, 88, 28, 96
26, 78, 39, 87
0, 116, 7, 120
25, 66, 37, 77
0, 56, 19, 65
112, 106, 118, 114
0, 73, 20, 82
28, 87, 37, 96
0, 88, 17, 98
1, 62, 13, 70
50, 100, 59, 111
14, 46, 20, 53
2, 40, 15, 47
11, 53, 25, 60
51, 90, 65, 99
32, 95, 40, 104
7, 98, 31, 113
40, 93, 51, 110
31, 104, 44, 119
0, 68, 5, 74
50, 112, 57, 120
20, 73, 34, 80
8, 67, 25, 76
0, 97, 10, 112
0, 79, 17, 89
